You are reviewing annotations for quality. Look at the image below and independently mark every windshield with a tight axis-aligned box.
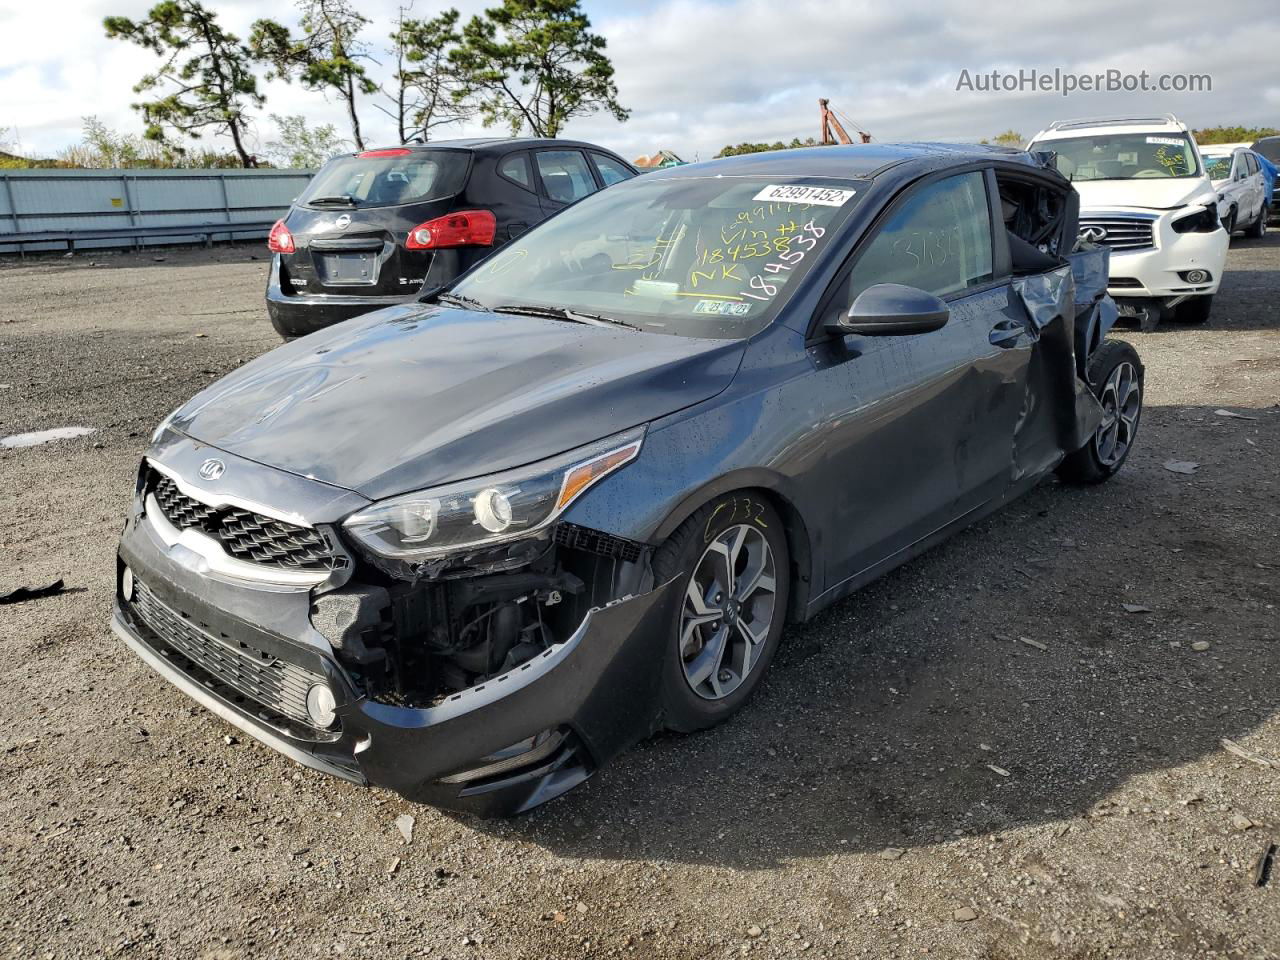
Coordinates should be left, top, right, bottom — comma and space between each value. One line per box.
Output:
299, 149, 469, 208
1202, 155, 1233, 181
449, 176, 866, 338
1035, 133, 1201, 181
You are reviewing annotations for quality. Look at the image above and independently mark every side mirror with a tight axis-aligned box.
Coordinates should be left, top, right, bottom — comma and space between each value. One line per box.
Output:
825, 283, 950, 337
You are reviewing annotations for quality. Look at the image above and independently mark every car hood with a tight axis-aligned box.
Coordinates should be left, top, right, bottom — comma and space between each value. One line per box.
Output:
1072, 177, 1215, 211
171, 304, 746, 500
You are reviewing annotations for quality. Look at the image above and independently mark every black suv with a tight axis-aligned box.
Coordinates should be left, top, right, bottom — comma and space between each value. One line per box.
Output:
265, 138, 637, 338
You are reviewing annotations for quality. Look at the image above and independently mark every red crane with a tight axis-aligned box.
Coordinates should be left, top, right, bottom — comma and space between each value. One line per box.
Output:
819, 99, 872, 145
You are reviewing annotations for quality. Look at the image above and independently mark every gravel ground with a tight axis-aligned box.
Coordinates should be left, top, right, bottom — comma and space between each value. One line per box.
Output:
0, 240, 1277, 960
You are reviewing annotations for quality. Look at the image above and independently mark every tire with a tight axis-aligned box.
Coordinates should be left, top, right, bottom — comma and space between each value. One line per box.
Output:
1174, 294, 1213, 325
1245, 208, 1267, 239
651, 493, 790, 733
1057, 340, 1144, 485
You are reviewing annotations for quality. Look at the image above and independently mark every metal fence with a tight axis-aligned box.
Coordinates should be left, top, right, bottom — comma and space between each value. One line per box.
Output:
0, 167, 315, 255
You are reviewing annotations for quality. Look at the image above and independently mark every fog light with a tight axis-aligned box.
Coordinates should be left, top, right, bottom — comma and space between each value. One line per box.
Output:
1181, 269, 1211, 284
121, 565, 134, 603
305, 683, 338, 729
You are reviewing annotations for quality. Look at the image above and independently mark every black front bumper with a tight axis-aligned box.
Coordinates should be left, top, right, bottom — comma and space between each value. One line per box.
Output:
116, 506, 680, 817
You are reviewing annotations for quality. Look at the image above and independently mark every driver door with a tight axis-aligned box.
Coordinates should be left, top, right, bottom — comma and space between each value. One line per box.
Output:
809, 170, 1032, 592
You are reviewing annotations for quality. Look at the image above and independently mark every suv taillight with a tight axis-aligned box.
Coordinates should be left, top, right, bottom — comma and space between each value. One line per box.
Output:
406, 210, 497, 250
268, 219, 295, 253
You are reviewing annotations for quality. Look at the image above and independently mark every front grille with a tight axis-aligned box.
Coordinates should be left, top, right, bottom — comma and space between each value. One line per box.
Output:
1108, 277, 1143, 289
1079, 217, 1156, 252
149, 468, 333, 571
130, 579, 329, 732
554, 522, 644, 563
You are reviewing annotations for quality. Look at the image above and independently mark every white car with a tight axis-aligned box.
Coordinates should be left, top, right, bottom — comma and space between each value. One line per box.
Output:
1029, 114, 1228, 329
1200, 147, 1268, 239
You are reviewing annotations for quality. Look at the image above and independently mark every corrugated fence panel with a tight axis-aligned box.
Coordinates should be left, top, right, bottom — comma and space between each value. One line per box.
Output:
0, 168, 314, 253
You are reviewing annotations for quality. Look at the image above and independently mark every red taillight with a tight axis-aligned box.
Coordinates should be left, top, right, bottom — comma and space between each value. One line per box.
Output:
405, 210, 497, 250
267, 219, 295, 254
358, 148, 412, 158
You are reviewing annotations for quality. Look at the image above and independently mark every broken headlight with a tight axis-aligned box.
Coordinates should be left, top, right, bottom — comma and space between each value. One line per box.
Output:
1171, 202, 1220, 234
342, 427, 645, 561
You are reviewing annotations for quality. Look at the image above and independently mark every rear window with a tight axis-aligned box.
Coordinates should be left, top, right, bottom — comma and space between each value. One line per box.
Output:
299, 150, 469, 209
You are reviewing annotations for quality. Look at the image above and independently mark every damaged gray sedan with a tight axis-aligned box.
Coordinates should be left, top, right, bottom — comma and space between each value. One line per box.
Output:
113, 143, 1141, 816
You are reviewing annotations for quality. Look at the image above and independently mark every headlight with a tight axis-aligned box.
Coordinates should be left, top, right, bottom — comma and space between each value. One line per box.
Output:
342, 427, 645, 561
150, 407, 181, 443
1171, 202, 1220, 234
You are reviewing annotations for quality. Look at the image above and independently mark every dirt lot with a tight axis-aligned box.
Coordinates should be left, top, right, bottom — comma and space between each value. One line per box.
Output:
1, 239, 1277, 960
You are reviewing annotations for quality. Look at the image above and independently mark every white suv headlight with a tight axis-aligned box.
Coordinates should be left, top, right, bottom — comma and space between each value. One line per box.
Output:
342, 427, 644, 561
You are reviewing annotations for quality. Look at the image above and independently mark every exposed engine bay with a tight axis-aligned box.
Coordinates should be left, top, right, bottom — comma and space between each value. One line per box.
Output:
310, 523, 651, 708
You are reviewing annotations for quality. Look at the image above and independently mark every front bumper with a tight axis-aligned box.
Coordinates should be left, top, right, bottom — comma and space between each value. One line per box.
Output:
1096, 212, 1228, 301
115, 490, 680, 817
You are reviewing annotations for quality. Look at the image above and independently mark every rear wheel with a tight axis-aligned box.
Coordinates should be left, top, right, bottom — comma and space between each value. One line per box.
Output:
652, 494, 790, 733
1057, 340, 1144, 485
1174, 294, 1213, 325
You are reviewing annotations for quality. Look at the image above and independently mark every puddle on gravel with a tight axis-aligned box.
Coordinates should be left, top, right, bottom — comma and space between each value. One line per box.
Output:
1, 426, 96, 449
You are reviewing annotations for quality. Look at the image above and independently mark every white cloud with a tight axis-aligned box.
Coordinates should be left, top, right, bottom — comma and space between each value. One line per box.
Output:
1, 0, 1275, 162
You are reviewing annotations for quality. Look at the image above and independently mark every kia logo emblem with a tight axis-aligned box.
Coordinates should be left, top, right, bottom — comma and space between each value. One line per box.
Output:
335, 214, 352, 229
1079, 225, 1108, 242
198, 458, 225, 481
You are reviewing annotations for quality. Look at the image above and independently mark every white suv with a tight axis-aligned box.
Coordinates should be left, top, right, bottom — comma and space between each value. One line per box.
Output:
1029, 114, 1228, 328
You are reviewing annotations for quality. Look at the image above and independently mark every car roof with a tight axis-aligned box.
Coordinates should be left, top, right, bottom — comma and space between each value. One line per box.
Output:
642, 142, 1049, 184
358, 137, 624, 156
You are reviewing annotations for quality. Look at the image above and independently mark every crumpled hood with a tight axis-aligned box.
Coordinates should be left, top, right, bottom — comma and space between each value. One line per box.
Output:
1072, 177, 1215, 211
172, 304, 745, 500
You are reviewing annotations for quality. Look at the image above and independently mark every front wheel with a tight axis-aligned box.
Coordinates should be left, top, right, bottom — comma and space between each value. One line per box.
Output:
652, 494, 790, 733
1174, 294, 1213, 325
1057, 340, 1144, 485
1245, 208, 1267, 239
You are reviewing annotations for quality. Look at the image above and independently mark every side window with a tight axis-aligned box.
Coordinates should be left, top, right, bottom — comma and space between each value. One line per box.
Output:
499, 152, 534, 191
592, 153, 634, 186
535, 150, 597, 204
843, 172, 994, 306
1247, 154, 1259, 175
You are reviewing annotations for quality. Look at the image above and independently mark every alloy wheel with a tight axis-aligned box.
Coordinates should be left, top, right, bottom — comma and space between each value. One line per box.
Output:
679, 524, 778, 700
1094, 361, 1141, 467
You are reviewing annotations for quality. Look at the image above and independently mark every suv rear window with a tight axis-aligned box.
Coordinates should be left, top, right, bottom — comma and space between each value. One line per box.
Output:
299, 150, 470, 208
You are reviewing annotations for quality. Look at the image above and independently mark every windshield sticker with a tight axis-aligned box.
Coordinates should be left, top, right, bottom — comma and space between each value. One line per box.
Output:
1146, 136, 1183, 146
753, 184, 855, 206
693, 299, 752, 317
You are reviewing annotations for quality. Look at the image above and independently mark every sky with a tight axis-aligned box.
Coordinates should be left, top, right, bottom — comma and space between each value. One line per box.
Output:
1, 0, 1277, 164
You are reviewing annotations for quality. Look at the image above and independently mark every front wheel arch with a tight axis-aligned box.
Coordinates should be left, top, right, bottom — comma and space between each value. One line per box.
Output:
651, 476, 814, 625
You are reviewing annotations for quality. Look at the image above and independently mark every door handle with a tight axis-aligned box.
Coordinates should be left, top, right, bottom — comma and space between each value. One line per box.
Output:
989, 320, 1022, 347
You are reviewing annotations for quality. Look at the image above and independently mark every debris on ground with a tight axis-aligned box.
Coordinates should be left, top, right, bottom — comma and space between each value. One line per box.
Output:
953, 906, 978, 922
1, 427, 96, 449
395, 814, 415, 844
1192, 640, 1212, 652
1253, 843, 1276, 888
0, 579, 66, 605
387, 856, 401, 875
1122, 603, 1152, 614
878, 848, 906, 861
986, 764, 1012, 778
1017, 636, 1047, 651
1163, 460, 1200, 475
1221, 738, 1274, 768
1231, 813, 1257, 831
1214, 408, 1258, 420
